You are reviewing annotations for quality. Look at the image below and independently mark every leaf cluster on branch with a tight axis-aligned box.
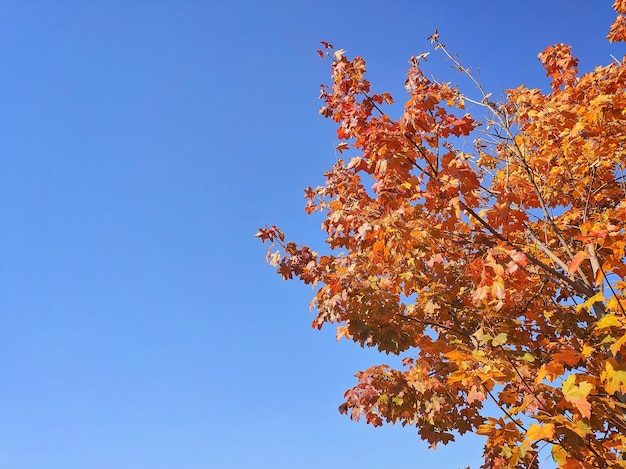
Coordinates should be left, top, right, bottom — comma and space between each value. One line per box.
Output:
258, 3, 626, 467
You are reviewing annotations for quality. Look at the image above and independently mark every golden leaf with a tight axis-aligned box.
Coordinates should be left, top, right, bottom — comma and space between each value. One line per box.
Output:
525, 423, 555, 442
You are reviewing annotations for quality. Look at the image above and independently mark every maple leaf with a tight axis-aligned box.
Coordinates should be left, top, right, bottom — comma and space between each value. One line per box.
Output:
608, 14, 626, 42
525, 423, 555, 442
335, 142, 349, 153
334, 49, 346, 60
567, 251, 589, 274
450, 114, 476, 136
278, 261, 292, 280
336, 325, 351, 341
491, 333, 507, 347
552, 349, 581, 366
268, 251, 281, 267
594, 314, 621, 330
562, 375, 593, 419
610, 333, 626, 356
602, 359, 626, 395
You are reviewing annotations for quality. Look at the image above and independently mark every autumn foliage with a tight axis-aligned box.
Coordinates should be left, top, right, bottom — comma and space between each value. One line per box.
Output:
258, 4, 626, 468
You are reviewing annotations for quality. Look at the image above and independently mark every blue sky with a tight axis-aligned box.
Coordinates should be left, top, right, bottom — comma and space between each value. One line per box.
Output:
0, 2, 623, 469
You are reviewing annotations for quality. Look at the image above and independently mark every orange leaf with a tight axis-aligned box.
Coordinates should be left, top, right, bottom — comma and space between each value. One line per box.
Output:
553, 349, 581, 366
525, 423, 555, 442
372, 240, 385, 257
567, 251, 589, 274
336, 325, 351, 341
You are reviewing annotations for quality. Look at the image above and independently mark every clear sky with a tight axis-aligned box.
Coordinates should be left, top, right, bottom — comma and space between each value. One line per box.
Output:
0, 2, 623, 469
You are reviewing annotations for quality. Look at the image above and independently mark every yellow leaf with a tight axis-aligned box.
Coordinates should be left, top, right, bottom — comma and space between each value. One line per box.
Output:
562, 417, 593, 438
607, 295, 625, 312
595, 314, 622, 330
472, 327, 492, 346
603, 360, 626, 395
610, 333, 626, 356
575, 420, 592, 437
562, 374, 593, 419
552, 444, 568, 465
581, 344, 594, 359
576, 291, 604, 312
525, 423, 555, 442
492, 333, 508, 346
607, 369, 626, 395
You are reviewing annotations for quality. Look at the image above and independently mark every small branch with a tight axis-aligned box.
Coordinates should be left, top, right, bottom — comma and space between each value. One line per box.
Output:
483, 384, 527, 433
505, 354, 552, 415
525, 227, 571, 273
458, 199, 595, 297
399, 314, 471, 341
599, 263, 626, 315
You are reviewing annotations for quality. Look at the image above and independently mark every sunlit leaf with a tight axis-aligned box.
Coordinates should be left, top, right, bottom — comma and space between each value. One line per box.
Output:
562, 374, 593, 418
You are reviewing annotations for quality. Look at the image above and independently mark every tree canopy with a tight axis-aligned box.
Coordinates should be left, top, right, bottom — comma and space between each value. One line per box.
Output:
258, 3, 626, 467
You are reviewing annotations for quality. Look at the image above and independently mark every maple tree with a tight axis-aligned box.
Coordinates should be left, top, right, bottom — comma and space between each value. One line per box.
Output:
258, 4, 626, 468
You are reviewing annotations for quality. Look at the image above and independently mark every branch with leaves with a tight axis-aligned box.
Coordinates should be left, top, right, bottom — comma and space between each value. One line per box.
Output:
258, 3, 626, 467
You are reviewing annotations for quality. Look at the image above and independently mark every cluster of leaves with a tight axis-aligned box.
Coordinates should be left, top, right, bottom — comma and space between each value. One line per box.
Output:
258, 3, 626, 467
